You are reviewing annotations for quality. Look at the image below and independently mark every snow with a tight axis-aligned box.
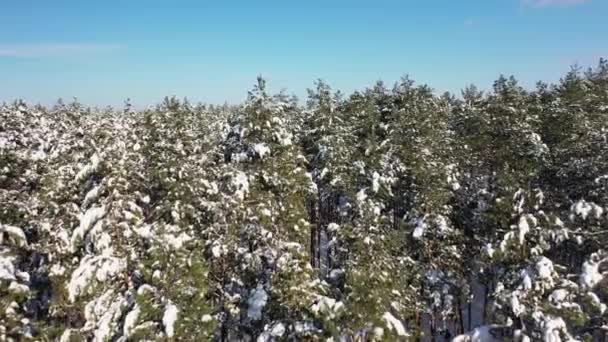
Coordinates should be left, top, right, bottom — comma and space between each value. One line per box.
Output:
353, 161, 366, 175
570, 199, 603, 220
312, 296, 344, 318
202, 180, 219, 195
513, 189, 525, 213
586, 292, 607, 314
574, 200, 592, 219
202, 314, 213, 322
82, 184, 102, 209
253, 143, 271, 158
536, 257, 554, 280
521, 269, 533, 290
304, 172, 318, 193
549, 289, 568, 304
382, 312, 408, 337
232, 151, 249, 163
435, 215, 450, 233
412, 216, 428, 239
515, 330, 531, 342
75, 153, 101, 182
59, 330, 74, 342
0, 224, 28, 247
372, 171, 380, 193
67, 255, 126, 302
16, 270, 29, 283
412, 225, 425, 239
484, 243, 495, 258
232, 171, 250, 200
0, 249, 16, 281
8, 281, 29, 295
137, 284, 155, 296
541, 316, 569, 342
512, 292, 527, 317
162, 232, 192, 249
320, 167, 329, 180
5, 301, 18, 317
211, 243, 225, 258
453, 325, 505, 342
446, 163, 461, 190
163, 301, 179, 338
134, 224, 153, 240
356, 189, 367, 203
50, 264, 66, 277
0, 137, 9, 149
92, 229, 112, 254
71, 205, 106, 252
580, 252, 607, 289
270, 322, 286, 337
595, 174, 608, 184
123, 304, 140, 337
517, 215, 531, 244
595, 205, 604, 218
247, 284, 268, 320
274, 130, 293, 146
83, 290, 127, 342
530, 311, 581, 342
294, 321, 317, 334
373, 327, 385, 338
3, 300, 16, 318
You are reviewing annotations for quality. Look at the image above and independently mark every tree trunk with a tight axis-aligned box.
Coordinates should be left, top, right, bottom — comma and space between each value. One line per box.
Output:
457, 296, 465, 334
309, 198, 317, 268
430, 311, 437, 342
467, 301, 472, 331
482, 282, 490, 324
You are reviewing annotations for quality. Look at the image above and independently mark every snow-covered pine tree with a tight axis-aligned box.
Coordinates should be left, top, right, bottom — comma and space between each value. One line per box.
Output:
218, 77, 323, 340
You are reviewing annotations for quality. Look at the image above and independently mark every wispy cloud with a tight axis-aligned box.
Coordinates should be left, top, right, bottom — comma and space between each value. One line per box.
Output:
0, 43, 122, 57
522, 0, 590, 7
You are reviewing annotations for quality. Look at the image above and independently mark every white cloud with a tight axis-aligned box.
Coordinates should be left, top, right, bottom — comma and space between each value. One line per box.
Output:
0, 43, 122, 57
523, 0, 590, 7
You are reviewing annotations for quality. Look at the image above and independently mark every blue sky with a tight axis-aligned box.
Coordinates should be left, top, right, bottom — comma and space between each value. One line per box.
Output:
1, 0, 606, 107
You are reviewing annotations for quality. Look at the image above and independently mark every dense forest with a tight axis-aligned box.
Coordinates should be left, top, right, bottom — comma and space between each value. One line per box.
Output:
1, 60, 608, 342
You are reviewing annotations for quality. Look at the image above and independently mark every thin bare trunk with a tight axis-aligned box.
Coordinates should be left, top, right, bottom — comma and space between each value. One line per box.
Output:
309, 197, 318, 268
457, 296, 465, 334
430, 311, 437, 342
467, 301, 472, 331
482, 283, 489, 324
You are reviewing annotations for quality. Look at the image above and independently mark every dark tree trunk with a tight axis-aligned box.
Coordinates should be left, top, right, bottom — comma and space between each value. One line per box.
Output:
457, 296, 465, 334
430, 311, 437, 342
482, 283, 489, 324
467, 301, 472, 331
309, 198, 317, 268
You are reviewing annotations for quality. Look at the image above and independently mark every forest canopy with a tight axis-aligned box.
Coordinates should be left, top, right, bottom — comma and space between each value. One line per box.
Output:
1, 60, 608, 341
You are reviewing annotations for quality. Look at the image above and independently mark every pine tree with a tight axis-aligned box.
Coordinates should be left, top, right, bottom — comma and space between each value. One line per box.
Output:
218, 77, 322, 340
